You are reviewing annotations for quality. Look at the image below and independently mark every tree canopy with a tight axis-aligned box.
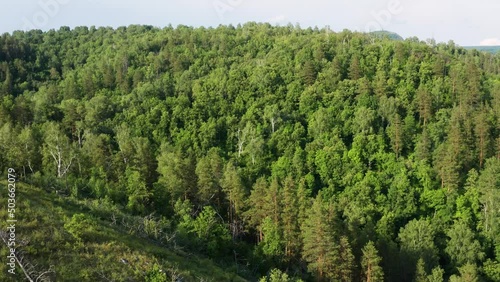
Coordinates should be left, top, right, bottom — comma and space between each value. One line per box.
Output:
1, 24, 500, 281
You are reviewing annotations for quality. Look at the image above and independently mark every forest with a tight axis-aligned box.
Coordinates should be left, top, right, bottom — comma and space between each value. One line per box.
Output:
0, 23, 499, 281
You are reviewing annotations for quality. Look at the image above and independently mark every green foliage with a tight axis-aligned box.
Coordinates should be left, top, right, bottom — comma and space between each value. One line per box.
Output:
259, 268, 303, 282
126, 167, 151, 214
145, 264, 167, 282
2, 24, 500, 281
398, 219, 438, 280
260, 217, 284, 258
477, 158, 500, 243
220, 161, 247, 238
64, 213, 97, 242
156, 145, 196, 203
445, 221, 484, 269
449, 263, 479, 282
427, 266, 445, 282
0, 183, 245, 281
175, 201, 232, 257
361, 241, 384, 282
301, 194, 338, 280
482, 259, 500, 281
195, 147, 224, 206
192, 206, 232, 256
414, 258, 428, 282
301, 194, 354, 281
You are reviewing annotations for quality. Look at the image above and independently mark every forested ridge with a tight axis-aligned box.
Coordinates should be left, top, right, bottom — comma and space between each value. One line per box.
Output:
0, 23, 499, 281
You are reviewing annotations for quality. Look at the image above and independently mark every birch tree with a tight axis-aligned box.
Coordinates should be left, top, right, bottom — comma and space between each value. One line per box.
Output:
43, 122, 76, 178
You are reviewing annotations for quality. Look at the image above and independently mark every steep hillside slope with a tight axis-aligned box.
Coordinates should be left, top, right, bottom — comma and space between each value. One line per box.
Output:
0, 182, 248, 281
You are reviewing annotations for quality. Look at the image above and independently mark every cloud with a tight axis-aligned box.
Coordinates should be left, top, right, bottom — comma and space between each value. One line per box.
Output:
266, 15, 287, 24
480, 38, 500, 46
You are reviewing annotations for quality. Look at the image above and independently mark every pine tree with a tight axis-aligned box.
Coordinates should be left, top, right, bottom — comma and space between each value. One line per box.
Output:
260, 216, 284, 259
301, 193, 337, 281
416, 85, 433, 126
281, 176, 301, 260
246, 177, 269, 242
449, 263, 479, 282
434, 142, 460, 193
427, 267, 445, 282
464, 61, 481, 108
415, 128, 431, 162
301, 61, 316, 85
361, 241, 384, 282
349, 55, 362, 80
414, 258, 427, 282
156, 145, 197, 202
473, 107, 491, 168
477, 158, 500, 242
296, 177, 312, 230
374, 66, 390, 97
447, 108, 467, 166
267, 177, 281, 224
387, 113, 404, 158
195, 148, 224, 207
337, 236, 355, 282
220, 161, 247, 239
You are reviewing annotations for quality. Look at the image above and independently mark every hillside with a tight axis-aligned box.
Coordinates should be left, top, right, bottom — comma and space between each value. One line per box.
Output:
0, 24, 500, 281
0, 181, 248, 281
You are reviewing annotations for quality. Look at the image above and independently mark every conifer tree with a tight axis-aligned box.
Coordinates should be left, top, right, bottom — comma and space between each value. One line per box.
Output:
416, 85, 432, 126
195, 148, 224, 207
281, 176, 301, 259
301, 193, 337, 281
473, 107, 491, 168
361, 241, 384, 282
246, 177, 269, 242
220, 161, 247, 239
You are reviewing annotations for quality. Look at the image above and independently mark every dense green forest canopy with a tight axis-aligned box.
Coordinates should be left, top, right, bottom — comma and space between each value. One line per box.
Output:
0, 23, 500, 281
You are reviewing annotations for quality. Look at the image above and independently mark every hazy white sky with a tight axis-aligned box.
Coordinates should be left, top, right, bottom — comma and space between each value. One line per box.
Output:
1, 0, 499, 46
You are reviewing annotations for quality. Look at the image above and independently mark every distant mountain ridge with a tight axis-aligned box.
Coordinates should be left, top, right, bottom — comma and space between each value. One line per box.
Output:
367, 31, 500, 54
463, 46, 500, 54
369, 30, 404, 41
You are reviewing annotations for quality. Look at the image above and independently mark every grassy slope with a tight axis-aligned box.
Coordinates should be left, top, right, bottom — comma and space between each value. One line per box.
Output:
0, 181, 248, 281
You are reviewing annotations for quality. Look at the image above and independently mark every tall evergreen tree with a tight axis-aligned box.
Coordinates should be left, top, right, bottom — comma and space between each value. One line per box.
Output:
281, 176, 301, 260
220, 161, 247, 239
301, 193, 338, 281
361, 241, 384, 282
195, 147, 224, 207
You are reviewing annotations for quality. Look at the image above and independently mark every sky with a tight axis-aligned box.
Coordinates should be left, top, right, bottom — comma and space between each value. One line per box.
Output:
1, 0, 499, 46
